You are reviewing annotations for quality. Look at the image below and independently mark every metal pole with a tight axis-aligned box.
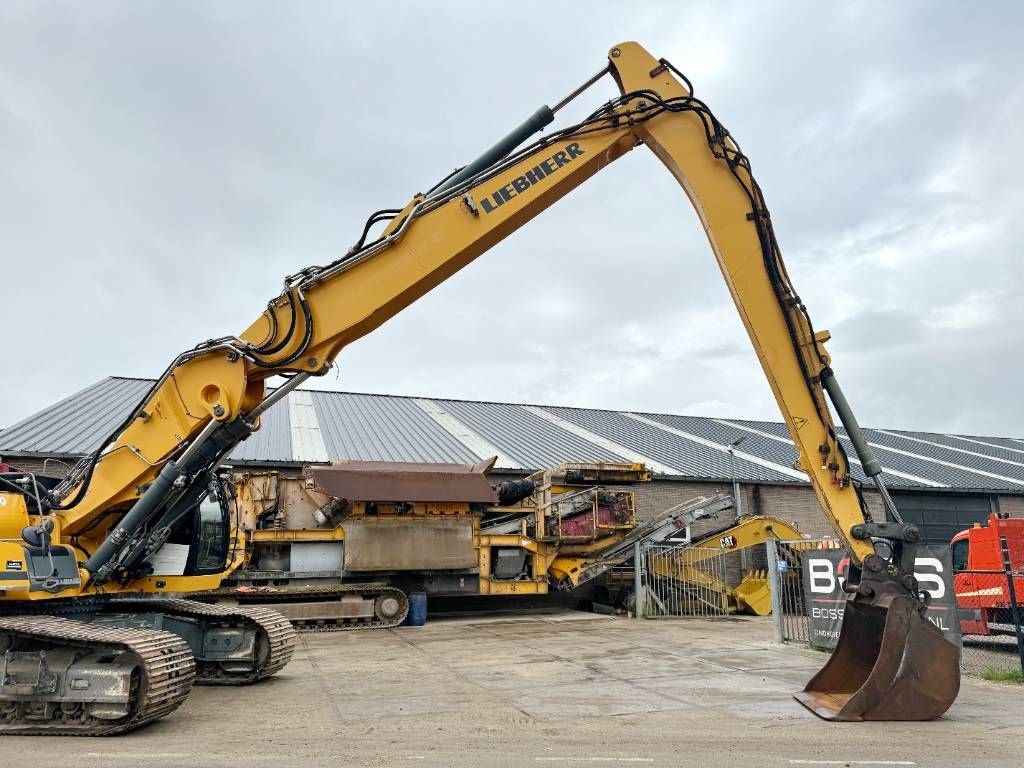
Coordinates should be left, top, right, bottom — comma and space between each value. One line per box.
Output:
551, 65, 610, 114
728, 441, 747, 575
246, 372, 310, 421
727, 436, 746, 518
999, 536, 1024, 674
633, 540, 645, 620
766, 541, 785, 643
729, 449, 742, 518
174, 417, 222, 468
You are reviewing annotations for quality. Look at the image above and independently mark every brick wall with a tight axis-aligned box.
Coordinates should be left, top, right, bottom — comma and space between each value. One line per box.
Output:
998, 495, 1024, 517
631, 479, 732, 528
632, 478, 882, 541
0, 455, 77, 479
746, 483, 883, 538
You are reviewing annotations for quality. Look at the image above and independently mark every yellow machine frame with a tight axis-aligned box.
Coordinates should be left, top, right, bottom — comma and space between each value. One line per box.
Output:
229, 462, 650, 596
1, 40, 959, 722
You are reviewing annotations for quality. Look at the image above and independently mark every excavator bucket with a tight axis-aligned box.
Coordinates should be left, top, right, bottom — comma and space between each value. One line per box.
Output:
733, 571, 772, 616
794, 594, 960, 721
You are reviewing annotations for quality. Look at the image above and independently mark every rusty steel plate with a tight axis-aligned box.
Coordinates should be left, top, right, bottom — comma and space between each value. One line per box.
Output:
343, 518, 478, 571
308, 460, 499, 503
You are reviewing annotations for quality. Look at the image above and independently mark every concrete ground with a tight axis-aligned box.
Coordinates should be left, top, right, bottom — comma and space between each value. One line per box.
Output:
4, 609, 1023, 767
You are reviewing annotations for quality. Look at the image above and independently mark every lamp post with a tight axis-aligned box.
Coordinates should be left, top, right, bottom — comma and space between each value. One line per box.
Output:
726, 435, 748, 518
727, 434, 750, 574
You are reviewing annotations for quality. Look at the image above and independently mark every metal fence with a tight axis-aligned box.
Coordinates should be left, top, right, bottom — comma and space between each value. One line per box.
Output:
637, 543, 731, 618
958, 566, 1024, 680
767, 538, 1024, 682
765, 538, 835, 645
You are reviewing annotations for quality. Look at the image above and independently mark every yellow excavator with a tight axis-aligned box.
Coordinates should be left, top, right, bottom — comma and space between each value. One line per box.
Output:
645, 515, 806, 617
0, 41, 959, 731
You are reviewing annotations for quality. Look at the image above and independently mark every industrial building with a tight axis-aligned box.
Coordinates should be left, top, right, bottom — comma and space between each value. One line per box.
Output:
2, 376, 1022, 546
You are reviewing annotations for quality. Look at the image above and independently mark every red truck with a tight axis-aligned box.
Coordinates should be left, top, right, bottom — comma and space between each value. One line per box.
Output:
952, 512, 1024, 635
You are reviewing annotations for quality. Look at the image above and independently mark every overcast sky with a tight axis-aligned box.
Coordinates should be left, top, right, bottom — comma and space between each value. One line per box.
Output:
1, 1, 1022, 437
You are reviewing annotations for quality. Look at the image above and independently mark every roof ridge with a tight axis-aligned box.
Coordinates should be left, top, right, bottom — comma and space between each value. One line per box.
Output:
7, 376, 1023, 445
96, 375, 750, 423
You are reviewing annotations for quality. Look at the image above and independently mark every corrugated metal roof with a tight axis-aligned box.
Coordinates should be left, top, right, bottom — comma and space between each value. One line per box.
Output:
229, 392, 292, 463
636, 412, 802, 481
544, 406, 795, 483
311, 391, 477, 464
0, 378, 153, 455
909, 432, 1024, 463
1, 376, 1023, 494
437, 399, 625, 469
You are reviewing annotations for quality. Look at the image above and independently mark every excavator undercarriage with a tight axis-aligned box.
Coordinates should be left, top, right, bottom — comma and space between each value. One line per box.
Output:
0, 598, 294, 734
0, 615, 194, 735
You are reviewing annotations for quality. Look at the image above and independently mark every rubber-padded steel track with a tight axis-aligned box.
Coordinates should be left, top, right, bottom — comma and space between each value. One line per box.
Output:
0, 615, 194, 736
202, 583, 410, 633
112, 598, 296, 685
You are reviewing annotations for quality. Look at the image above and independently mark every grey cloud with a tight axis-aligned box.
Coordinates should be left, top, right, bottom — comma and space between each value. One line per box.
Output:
831, 309, 927, 350
1, 1, 1021, 438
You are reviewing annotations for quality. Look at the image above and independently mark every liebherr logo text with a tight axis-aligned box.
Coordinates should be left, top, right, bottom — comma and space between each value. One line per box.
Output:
480, 142, 584, 214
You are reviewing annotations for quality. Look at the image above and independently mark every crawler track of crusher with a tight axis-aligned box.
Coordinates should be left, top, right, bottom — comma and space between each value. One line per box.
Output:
197, 583, 410, 632
0, 614, 195, 736
105, 598, 296, 685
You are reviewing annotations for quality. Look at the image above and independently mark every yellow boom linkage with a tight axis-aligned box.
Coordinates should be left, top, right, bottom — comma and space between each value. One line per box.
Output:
13, 41, 958, 721
648, 515, 805, 616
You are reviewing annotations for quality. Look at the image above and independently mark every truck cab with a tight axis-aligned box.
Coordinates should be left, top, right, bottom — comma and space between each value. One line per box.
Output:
952, 512, 1024, 635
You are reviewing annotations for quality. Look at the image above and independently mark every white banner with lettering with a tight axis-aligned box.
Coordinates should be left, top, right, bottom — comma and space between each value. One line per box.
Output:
801, 546, 960, 650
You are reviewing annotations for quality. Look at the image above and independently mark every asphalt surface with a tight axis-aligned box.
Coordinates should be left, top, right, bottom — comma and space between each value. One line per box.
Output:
3, 609, 1022, 767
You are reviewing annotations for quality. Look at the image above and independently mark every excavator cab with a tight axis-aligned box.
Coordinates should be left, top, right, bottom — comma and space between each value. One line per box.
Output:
124, 476, 234, 580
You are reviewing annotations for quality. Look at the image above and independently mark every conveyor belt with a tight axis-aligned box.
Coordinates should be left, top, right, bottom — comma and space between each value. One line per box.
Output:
570, 494, 733, 587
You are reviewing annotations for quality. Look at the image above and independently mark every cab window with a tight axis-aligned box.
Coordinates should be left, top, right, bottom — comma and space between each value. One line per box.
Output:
193, 494, 229, 573
951, 539, 969, 572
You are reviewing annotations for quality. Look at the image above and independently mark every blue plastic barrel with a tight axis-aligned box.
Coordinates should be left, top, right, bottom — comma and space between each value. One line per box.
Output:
406, 592, 428, 626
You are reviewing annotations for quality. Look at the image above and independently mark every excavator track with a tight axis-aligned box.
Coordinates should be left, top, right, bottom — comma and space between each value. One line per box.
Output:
0, 614, 194, 736
196, 582, 410, 632
108, 598, 296, 685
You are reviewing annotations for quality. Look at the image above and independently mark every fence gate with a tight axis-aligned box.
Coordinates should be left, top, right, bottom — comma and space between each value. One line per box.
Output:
767, 537, 1024, 681
765, 538, 835, 645
638, 543, 731, 618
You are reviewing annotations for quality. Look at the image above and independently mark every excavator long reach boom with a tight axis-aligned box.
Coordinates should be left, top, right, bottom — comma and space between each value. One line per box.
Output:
19, 42, 958, 722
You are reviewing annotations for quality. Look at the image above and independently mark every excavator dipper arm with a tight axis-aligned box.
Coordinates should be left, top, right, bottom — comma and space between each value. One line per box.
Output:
44, 41, 957, 720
